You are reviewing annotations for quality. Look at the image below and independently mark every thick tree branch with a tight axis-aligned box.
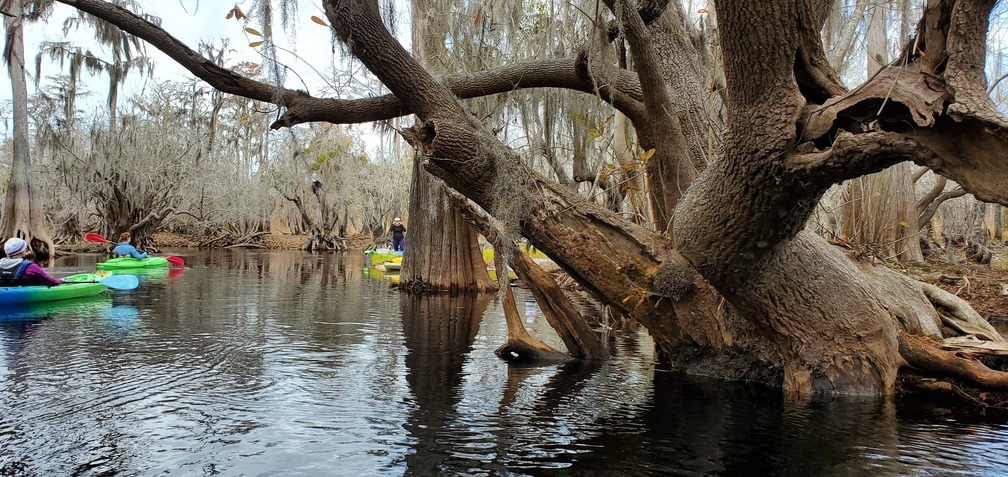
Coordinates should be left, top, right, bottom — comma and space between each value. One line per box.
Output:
794, 0, 847, 103
943, 0, 998, 121
618, 0, 678, 129
904, 118, 1008, 206
275, 59, 647, 129
56, 0, 646, 130
786, 131, 940, 187
717, 0, 800, 118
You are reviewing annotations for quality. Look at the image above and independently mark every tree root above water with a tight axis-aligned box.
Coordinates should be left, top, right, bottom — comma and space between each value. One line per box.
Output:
898, 331, 1008, 394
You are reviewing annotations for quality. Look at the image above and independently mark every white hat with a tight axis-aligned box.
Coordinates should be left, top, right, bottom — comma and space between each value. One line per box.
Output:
4, 237, 27, 256
394, 217, 401, 221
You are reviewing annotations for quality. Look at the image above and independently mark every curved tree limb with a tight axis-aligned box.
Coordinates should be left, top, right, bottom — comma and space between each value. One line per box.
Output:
794, 0, 847, 103
55, 0, 646, 129
274, 59, 648, 129
916, 177, 968, 228
916, 175, 949, 214
786, 131, 941, 187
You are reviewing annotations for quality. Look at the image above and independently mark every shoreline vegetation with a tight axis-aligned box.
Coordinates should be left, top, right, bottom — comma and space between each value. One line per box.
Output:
56, 231, 1008, 328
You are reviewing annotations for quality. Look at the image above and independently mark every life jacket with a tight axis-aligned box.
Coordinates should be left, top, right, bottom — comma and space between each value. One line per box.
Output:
0, 260, 32, 285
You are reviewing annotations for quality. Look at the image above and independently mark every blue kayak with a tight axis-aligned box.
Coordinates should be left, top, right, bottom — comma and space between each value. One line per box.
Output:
0, 273, 108, 306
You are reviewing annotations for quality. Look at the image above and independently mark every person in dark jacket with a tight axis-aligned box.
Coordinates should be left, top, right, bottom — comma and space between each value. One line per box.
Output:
0, 237, 62, 286
389, 217, 407, 252
113, 232, 149, 260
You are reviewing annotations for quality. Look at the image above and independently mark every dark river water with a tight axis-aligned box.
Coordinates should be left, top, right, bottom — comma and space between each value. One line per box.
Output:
1, 249, 1006, 476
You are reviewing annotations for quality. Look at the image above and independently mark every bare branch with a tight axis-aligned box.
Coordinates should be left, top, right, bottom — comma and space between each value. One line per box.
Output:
916, 175, 948, 212
917, 185, 966, 229
56, 0, 646, 131
987, 71, 1008, 95
274, 59, 647, 129
617, 0, 677, 124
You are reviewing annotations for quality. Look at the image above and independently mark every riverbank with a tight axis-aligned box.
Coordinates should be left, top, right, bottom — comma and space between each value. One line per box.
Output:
64, 231, 1007, 324
149, 232, 376, 251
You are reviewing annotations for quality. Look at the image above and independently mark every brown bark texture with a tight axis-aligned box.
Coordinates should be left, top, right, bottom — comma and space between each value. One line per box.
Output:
2, 0, 55, 257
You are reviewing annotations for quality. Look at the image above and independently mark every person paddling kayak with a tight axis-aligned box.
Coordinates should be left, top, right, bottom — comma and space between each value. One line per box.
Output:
389, 217, 406, 252
0, 237, 63, 286
113, 232, 149, 260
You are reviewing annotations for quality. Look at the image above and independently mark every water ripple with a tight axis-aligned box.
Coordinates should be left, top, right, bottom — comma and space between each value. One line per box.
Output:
1, 251, 1006, 476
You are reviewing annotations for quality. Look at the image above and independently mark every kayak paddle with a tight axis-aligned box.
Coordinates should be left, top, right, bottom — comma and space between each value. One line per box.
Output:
84, 233, 185, 267
84, 232, 112, 244
73, 274, 140, 290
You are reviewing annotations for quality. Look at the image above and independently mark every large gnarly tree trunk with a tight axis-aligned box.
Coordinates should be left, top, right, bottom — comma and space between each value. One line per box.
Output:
399, 0, 496, 294
324, 0, 1007, 395
59, 0, 1008, 397
2, 0, 55, 257
669, 0, 1008, 394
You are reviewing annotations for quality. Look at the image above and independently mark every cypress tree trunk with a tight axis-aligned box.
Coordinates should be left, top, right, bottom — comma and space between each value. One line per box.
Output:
399, 0, 496, 293
399, 158, 497, 293
2, 0, 55, 257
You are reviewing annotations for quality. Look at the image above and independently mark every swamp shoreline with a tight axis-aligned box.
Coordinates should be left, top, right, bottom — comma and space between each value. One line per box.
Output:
58, 231, 1008, 325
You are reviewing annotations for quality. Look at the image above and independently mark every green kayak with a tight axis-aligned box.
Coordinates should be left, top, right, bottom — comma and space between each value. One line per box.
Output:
364, 248, 403, 265
97, 256, 170, 270
0, 273, 108, 306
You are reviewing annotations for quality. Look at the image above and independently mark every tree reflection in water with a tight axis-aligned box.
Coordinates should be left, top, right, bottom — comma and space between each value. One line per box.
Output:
400, 292, 490, 475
